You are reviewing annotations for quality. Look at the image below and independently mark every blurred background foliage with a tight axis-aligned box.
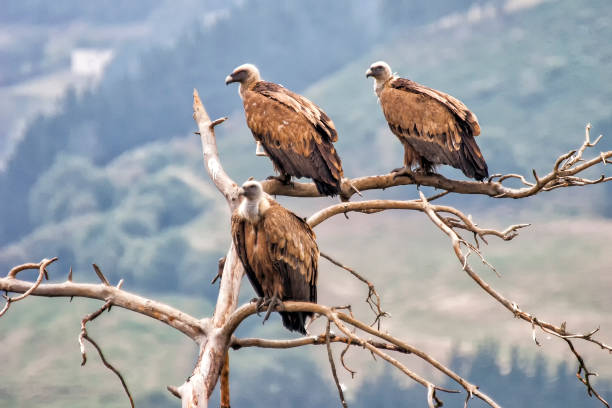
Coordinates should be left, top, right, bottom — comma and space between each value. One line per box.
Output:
0, 0, 611, 406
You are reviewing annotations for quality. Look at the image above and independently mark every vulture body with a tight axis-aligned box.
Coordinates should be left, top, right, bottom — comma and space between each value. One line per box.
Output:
366, 61, 489, 181
226, 64, 344, 196
231, 180, 318, 334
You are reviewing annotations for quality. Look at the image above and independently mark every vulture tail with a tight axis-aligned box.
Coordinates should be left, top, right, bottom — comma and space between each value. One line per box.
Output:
280, 311, 312, 334
314, 179, 340, 197
461, 137, 489, 181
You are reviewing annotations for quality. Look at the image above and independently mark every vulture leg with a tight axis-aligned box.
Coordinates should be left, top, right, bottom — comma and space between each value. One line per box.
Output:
392, 141, 419, 178
262, 294, 285, 325
416, 157, 435, 175
250, 297, 266, 316
391, 166, 415, 180
266, 173, 293, 186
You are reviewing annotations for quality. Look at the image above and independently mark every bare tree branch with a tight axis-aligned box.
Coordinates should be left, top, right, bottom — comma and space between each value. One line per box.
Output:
172, 90, 246, 408
565, 338, 610, 408
223, 301, 498, 407
0, 266, 207, 339
325, 320, 348, 408
79, 297, 135, 408
0, 257, 56, 317
416, 190, 611, 403
231, 333, 409, 353
320, 252, 388, 328
220, 351, 231, 408
263, 124, 611, 200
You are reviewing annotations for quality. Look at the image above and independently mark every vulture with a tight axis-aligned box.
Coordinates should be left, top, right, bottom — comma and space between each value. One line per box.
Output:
366, 61, 489, 181
225, 63, 344, 196
231, 180, 318, 334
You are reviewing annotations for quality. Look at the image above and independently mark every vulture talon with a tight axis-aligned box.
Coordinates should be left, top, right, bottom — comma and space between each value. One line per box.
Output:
262, 295, 284, 325
392, 167, 414, 180
266, 174, 292, 185
251, 297, 266, 316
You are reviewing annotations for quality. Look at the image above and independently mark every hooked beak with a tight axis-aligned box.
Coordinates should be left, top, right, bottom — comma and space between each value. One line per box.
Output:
237, 187, 245, 197
365, 68, 374, 78
225, 74, 236, 85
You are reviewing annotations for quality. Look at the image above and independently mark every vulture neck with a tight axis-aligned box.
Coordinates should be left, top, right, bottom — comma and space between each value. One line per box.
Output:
239, 76, 261, 99
374, 76, 395, 97
239, 196, 270, 224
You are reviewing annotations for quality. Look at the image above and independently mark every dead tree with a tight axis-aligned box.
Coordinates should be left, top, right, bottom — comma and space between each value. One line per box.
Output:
1, 91, 611, 408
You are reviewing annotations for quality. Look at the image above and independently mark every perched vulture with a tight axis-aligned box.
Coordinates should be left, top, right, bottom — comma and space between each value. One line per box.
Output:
231, 180, 318, 334
366, 61, 489, 181
225, 63, 344, 196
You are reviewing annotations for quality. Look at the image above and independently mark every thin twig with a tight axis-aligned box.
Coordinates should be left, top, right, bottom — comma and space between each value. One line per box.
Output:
320, 252, 388, 327
0, 258, 57, 317
326, 320, 348, 408
82, 334, 135, 408
564, 338, 610, 408
92, 264, 111, 286
78, 299, 134, 408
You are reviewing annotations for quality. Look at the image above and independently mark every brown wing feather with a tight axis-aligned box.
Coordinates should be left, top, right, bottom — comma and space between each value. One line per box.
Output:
231, 213, 264, 298
380, 78, 488, 180
261, 201, 318, 305
243, 82, 343, 195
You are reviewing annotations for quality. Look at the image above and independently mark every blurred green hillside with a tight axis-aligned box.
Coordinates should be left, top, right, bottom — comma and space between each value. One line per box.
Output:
1, 0, 612, 406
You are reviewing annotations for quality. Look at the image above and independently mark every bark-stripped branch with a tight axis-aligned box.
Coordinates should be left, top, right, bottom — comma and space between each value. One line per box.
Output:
326, 320, 348, 408
416, 191, 611, 404
171, 90, 246, 408
223, 300, 498, 407
231, 333, 409, 353
0, 265, 206, 339
220, 351, 231, 408
0, 257, 56, 317
262, 124, 611, 200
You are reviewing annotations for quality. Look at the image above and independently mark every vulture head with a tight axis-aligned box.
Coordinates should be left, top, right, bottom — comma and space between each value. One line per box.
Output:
238, 180, 263, 201
225, 63, 261, 86
237, 180, 268, 223
366, 61, 393, 95
365, 61, 392, 80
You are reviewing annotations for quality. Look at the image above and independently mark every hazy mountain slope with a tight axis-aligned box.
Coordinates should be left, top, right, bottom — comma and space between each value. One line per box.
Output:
0, 0, 379, 245
307, 0, 612, 179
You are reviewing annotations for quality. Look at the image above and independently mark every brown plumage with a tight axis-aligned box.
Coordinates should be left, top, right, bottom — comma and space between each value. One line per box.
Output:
366, 61, 489, 181
231, 180, 318, 334
226, 63, 344, 196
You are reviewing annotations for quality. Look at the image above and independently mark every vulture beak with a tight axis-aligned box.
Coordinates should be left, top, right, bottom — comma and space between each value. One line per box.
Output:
237, 187, 245, 197
365, 68, 373, 78
225, 74, 235, 85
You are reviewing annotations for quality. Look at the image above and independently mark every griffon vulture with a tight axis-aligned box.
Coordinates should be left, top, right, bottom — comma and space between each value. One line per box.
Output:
231, 180, 318, 334
226, 63, 344, 196
366, 61, 489, 181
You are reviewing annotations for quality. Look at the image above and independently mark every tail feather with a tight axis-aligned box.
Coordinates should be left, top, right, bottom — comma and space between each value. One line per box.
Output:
280, 311, 312, 334
314, 179, 341, 196
461, 137, 489, 181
